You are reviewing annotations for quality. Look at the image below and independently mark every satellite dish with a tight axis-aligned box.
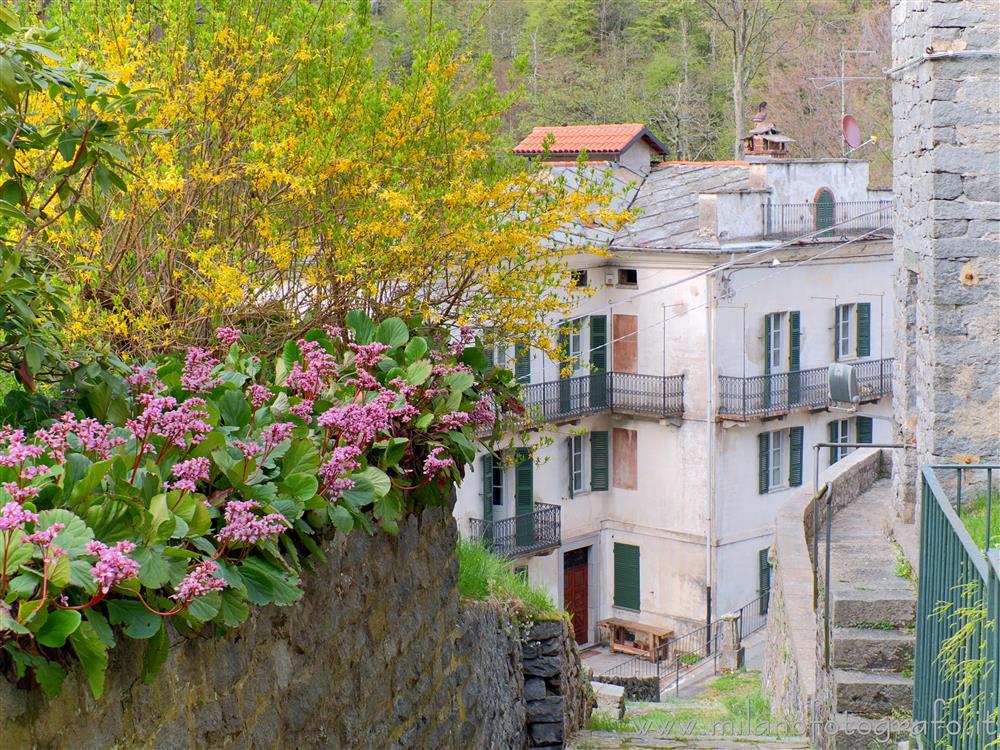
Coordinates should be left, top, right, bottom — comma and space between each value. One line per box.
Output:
841, 115, 862, 150
829, 363, 859, 404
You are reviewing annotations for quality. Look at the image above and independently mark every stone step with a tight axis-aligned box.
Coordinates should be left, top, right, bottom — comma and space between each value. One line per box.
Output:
834, 670, 914, 716
832, 628, 915, 671
832, 590, 916, 629
829, 712, 911, 750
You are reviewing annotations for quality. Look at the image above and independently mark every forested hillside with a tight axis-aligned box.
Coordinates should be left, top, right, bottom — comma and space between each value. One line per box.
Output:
372, 0, 892, 182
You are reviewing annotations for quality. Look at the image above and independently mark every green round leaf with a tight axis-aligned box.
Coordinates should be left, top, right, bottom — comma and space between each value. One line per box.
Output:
36, 609, 82, 648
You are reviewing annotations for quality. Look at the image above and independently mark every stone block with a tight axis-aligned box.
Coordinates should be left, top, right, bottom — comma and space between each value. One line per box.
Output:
527, 696, 564, 723
523, 655, 562, 678
529, 721, 564, 746
524, 678, 547, 701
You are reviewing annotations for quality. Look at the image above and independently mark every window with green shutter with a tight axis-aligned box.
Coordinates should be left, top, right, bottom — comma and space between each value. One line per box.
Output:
758, 548, 772, 615
613, 543, 640, 611
758, 432, 770, 494
590, 431, 609, 491
789, 426, 804, 487
481, 454, 493, 524
589, 315, 608, 408
515, 344, 530, 384
788, 311, 801, 404
856, 302, 871, 357
856, 415, 873, 444
514, 448, 534, 547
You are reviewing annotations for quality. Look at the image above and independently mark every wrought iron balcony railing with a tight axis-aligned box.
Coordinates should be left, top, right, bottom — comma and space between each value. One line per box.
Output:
762, 200, 892, 240
717, 357, 893, 421
519, 372, 684, 424
468, 502, 561, 559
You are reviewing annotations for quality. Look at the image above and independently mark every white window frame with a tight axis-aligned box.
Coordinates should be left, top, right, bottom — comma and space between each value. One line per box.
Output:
570, 435, 586, 494
568, 318, 585, 373
838, 303, 855, 360
768, 312, 785, 372
491, 461, 505, 507
833, 419, 851, 462
768, 430, 785, 489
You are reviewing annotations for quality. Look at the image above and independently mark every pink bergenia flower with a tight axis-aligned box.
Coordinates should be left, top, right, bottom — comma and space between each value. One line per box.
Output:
171, 560, 227, 603
168, 457, 210, 493
469, 398, 496, 427
316, 392, 394, 446
233, 439, 263, 459
246, 384, 274, 410
438, 411, 471, 430
2, 482, 40, 504
323, 325, 343, 338
349, 341, 391, 369
319, 446, 362, 499
289, 399, 314, 420
261, 421, 294, 449
74, 418, 127, 459
86, 540, 140, 594
181, 347, 221, 393
153, 398, 212, 450
215, 327, 242, 347
217, 500, 287, 545
0, 502, 38, 531
423, 446, 453, 476
35, 413, 77, 464
23, 523, 64, 547
126, 365, 164, 395
0, 432, 43, 468
284, 340, 339, 399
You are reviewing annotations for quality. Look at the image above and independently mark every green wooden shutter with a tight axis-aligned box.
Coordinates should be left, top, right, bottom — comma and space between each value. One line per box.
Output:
558, 327, 571, 414
789, 426, 804, 487
515, 448, 534, 547
613, 543, 640, 611
857, 416, 873, 444
829, 421, 839, 464
484, 347, 495, 369
834, 306, 841, 362
515, 344, 530, 383
566, 438, 574, 499
763, 315, 772, 409
856, 302, 871, 357
481, 454, 493, 524
788, 311, 801, 404
758, 432, 770, 495
758, 548, 771, 615
589, 315, 608, 408
590, 431, 609, 491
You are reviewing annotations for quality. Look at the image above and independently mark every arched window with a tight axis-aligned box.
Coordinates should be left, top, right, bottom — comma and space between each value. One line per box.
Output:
814, 188, 835, 235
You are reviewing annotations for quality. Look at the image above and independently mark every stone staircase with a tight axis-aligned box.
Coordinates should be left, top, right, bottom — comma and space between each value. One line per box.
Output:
820, 478, 916, 750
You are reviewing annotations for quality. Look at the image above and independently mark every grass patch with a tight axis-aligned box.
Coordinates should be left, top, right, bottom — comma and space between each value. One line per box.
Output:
957, 494, 1000, 551
891, 540, 915, 587
587, 670, 777, 737
456, 537, 560, 621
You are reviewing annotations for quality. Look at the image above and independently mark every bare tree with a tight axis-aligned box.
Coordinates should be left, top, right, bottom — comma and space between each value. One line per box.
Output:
703, 0, 787, 158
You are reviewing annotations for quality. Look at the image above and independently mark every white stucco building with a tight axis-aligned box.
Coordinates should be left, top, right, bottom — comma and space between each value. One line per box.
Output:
455, 124, 895, 648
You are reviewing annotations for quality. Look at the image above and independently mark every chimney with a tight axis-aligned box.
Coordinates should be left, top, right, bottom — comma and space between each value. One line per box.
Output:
742, 101, 794, 159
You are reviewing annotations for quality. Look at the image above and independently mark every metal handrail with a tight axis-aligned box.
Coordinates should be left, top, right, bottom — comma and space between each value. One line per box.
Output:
519, 371, 684, 424
718, 357, 893, 420
762, 200, 893, 240
468, 502, 561, 559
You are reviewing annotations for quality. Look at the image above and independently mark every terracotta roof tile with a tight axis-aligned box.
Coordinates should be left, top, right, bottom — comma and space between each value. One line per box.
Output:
513, 124, 666, 156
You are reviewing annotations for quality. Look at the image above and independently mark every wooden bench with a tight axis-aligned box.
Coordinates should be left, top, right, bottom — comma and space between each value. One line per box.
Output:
598, 617, 674, 662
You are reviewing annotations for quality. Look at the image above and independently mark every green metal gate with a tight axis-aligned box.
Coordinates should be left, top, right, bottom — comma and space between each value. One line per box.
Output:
913, 465, 999, 749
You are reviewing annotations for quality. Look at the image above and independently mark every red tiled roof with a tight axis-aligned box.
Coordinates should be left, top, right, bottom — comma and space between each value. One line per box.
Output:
513, 124, 667, 157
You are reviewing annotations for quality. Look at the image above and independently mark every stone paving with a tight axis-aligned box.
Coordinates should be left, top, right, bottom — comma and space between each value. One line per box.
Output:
569, 731, 811, 749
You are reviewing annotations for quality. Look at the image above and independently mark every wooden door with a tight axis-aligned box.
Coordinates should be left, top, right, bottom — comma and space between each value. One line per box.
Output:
563, 548, 589, 644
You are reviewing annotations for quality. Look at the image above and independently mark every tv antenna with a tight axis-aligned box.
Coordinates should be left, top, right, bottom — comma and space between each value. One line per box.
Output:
806, 48, 883, 156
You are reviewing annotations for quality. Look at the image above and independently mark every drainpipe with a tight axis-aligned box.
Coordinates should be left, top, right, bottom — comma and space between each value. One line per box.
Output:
705, 274, 716, 633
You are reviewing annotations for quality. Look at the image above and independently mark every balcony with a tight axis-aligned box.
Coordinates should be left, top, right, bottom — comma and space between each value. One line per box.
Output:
468, 503, 561, 559
519, 372, 684, 424
762, 200, 892, 240
718, 358, 893, 421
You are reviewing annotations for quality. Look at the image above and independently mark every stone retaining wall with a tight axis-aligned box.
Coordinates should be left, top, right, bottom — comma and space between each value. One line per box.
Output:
587, 674, 659, 703
0, 508, 588, 749
763, 449, 890, 733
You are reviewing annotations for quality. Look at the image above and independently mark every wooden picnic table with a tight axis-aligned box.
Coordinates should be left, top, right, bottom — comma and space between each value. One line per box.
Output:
598, 617, 674, 663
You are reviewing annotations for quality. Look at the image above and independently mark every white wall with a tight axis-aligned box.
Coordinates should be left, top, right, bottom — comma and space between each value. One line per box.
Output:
454, 157, 896, 643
